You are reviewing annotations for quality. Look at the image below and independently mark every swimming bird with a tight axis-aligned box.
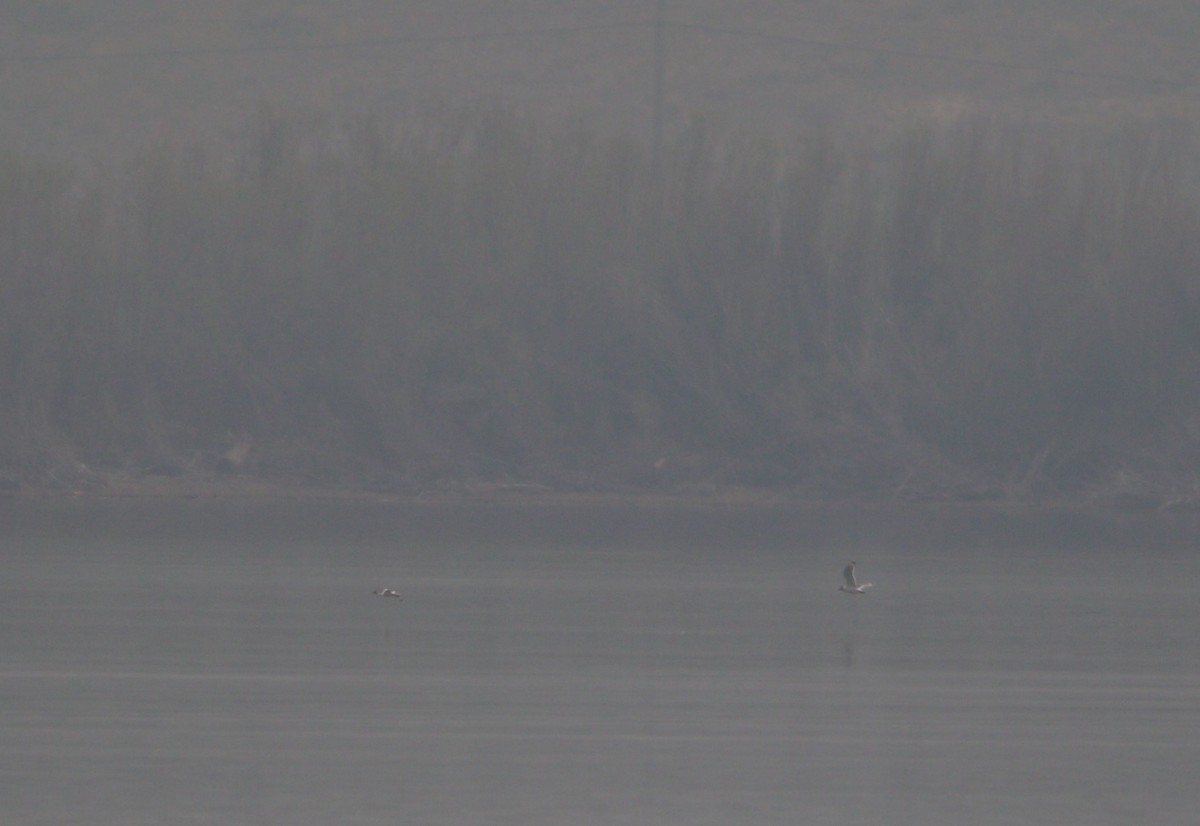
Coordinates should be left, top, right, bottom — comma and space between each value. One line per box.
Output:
373, 588, 402, 598
838, 561, 872, 594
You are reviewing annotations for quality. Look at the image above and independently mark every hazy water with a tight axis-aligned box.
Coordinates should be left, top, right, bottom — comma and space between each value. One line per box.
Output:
3, 499, 1198, 825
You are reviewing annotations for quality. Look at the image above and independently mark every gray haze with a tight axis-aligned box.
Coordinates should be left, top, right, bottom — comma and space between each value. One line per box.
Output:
3, 2, 1199, 158
5, 9, 1200, 825
4, 3, 1200, 500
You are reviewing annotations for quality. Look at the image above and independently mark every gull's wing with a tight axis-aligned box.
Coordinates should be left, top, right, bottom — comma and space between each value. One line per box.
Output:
842, 563, 857, 588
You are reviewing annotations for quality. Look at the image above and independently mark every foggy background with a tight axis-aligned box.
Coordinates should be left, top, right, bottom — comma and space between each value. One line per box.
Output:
3, 1, 1200, 503
6, 10, 1200, 824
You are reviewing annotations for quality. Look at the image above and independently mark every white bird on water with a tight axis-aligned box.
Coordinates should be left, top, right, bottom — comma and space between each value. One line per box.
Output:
838, 561, 872, 594
373, 588, 402, 598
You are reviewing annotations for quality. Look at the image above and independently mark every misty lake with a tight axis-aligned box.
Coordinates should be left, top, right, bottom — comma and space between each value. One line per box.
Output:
3, 497, 1198, 825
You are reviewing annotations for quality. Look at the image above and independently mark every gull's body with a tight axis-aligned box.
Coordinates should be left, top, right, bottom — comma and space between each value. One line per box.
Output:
373, 588, 402, 598
838, 561, 872, 594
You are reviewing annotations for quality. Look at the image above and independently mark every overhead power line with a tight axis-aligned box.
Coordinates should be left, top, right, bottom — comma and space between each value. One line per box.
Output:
7, 17, 1194, 90
676, 22, 1195, 90
8, 20, 651, 62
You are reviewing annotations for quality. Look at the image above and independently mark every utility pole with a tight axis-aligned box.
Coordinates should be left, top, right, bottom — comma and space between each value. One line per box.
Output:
651, 0, 665, 176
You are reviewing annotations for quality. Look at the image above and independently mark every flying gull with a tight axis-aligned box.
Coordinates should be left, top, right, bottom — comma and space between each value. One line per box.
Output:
838, 561, 872, 594
373, 588, 402, 598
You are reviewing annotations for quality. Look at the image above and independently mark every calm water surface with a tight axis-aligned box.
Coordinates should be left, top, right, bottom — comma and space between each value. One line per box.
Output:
3, 499, 1198, 825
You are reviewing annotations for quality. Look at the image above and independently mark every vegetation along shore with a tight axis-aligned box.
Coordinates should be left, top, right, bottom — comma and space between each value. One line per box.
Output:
3, 109, 1199, 510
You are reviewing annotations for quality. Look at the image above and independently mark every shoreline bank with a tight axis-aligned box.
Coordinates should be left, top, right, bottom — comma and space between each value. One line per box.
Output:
5, 467, 1196, 517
